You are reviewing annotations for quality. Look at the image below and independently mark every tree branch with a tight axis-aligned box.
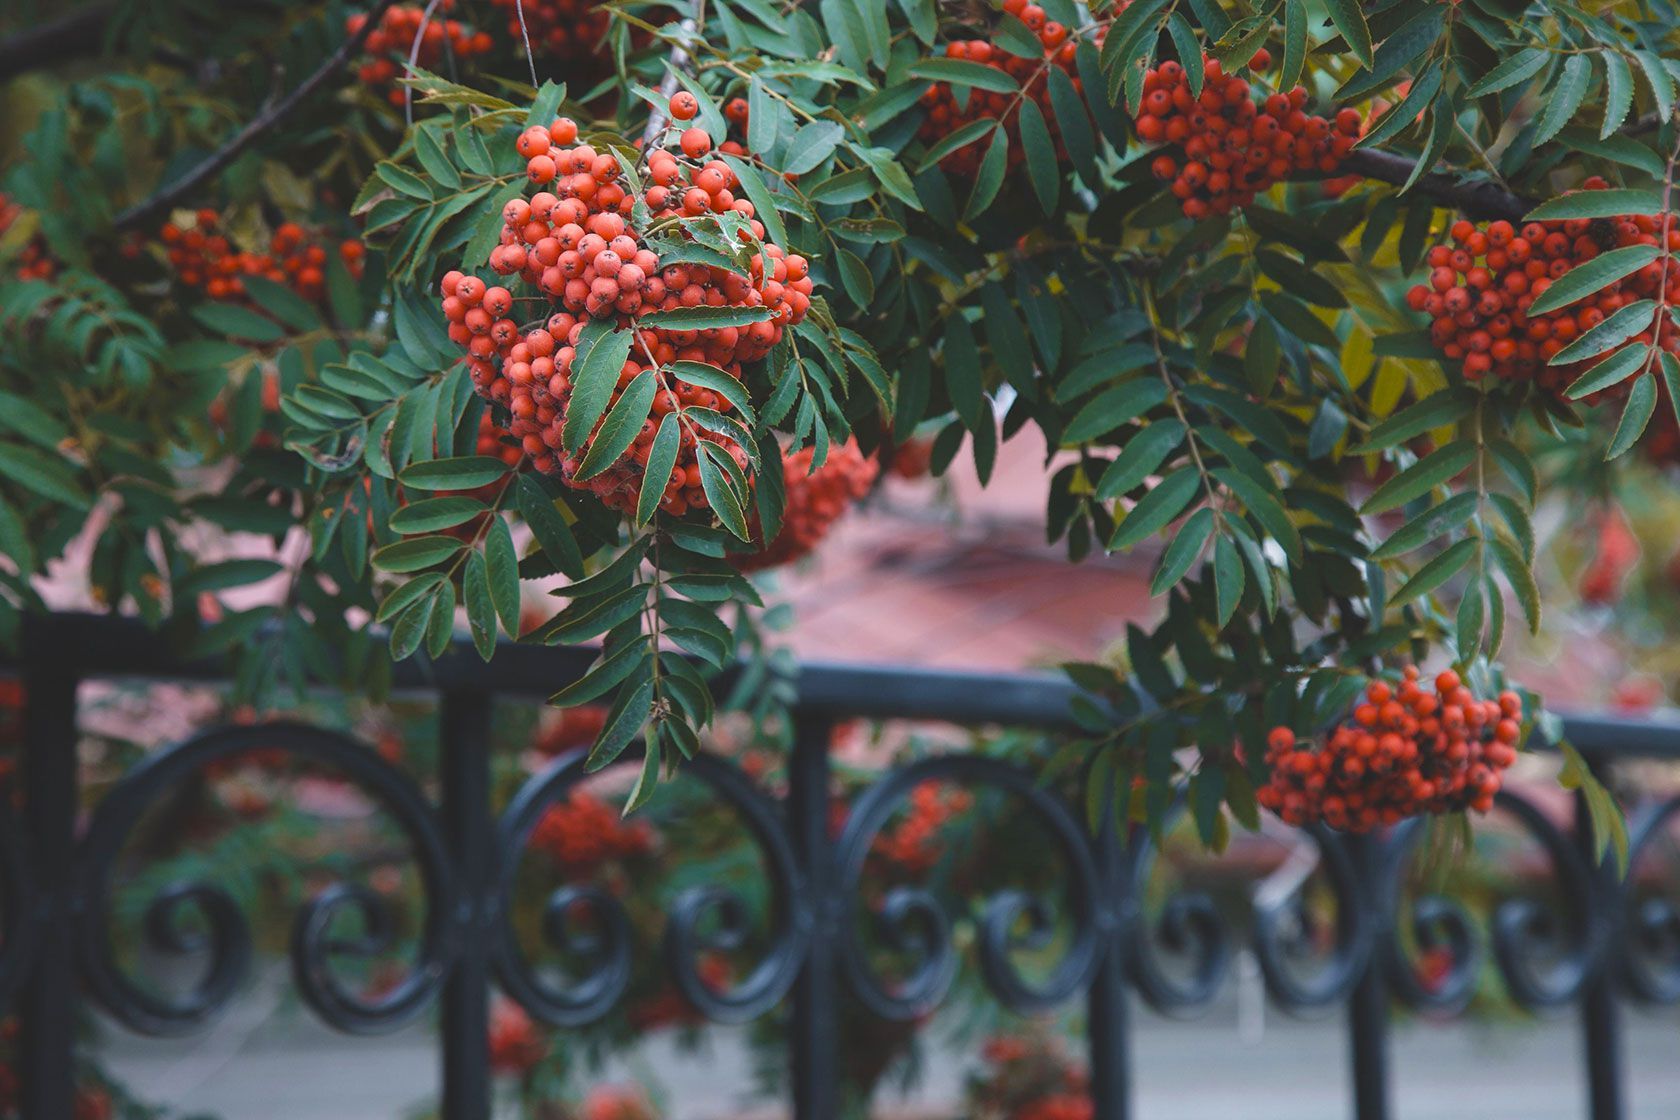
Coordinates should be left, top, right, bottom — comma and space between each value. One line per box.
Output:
0, 5, 113, 83
111, 0, 400, 233
1342, 149, 1533, 222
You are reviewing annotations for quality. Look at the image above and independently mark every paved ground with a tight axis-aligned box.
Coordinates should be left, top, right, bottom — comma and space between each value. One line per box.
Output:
96, 966, 1680, 1120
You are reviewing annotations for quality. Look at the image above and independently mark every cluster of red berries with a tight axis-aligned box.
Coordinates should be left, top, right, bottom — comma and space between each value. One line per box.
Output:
1406, 180, 1680, 397
160, 211, 365, 303
1578, 504, 1639, 605
578, 1085, 659, 1120
529, 790, 656, 871
442, 99, 813, 520
626, 954, 731, 1031
0, 194, 55, 280
1259, 669, 1524, 832
488, 0, 610, 61
488, 997, 545, 1075
970, 1030, 1092, 1120
870, 782, 973, 875
734, 438, 879, 572
348, 3, 493, 106
1139, 51, 1364, 218
916, 0, 1098, 177
532, 704, 609, 755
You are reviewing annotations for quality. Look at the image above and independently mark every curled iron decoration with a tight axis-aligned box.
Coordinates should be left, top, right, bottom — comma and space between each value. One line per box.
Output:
834, 756, 1104, 1020
75, 722, 459, 1036
1615, 795, 1680, 1005
1250, 825, 1372, 1011
496, 749, 809, 1027
1120, 811, 1231, 1015
1380, 818, 1482, 1014
1486, 789, 1602, 1010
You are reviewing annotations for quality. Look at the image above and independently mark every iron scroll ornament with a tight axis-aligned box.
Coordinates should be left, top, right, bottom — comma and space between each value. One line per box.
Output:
832, 755, 1105, 1020
1620, 793, 1680, 1005
75, 722, 460, 1036
494, 747, 811, 1027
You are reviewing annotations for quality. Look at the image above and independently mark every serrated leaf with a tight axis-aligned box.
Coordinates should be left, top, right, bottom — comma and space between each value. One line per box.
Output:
1606, 373, 1658, 461
1018, 97, 1058, 215
1389, 537, 1477, 607
1551, 303, 1656, 368
1360, 440, 1476, 515
1151, 507, 1215, 595
1533, 55, 1591, 148
1525, 189, 1663, 222
909, 58, 1019, 93
1467, 49, 1548, 97
1322, 0, 1373, 68
638, 305, 776, 330
1213, 532, 1245, 625
463, 550, 496, 660
1095, 419, 1187, 499
965, 128, 1009, 219
372, 535, 464, 572
584, 678, 655, 772
1350, 391, 1470, 453
485, 514, 521, 633
563, 320, 634, 453
398, 455, 512, 491
1063, 380, 1168, 445
1600, 52, 1634, 139
576, 371, 658, 481
1634, 50, 1675, 122
1489, 536, 1540, 634
636, 413, 681, 527
698, 442, 752, 541
516, 474, 584, 578
388, 496, 488, 534
1371, 491, 1478, 560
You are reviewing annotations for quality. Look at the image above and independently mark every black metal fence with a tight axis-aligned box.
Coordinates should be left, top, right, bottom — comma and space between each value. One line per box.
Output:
6, 611, 1680, 1119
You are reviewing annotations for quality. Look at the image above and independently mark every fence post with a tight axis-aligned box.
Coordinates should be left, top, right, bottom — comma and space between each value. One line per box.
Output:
1346, 833, 1390, 1120
789, 712, 836, 1120
439, 688, 494, 1120
20, 639, 78, 1120
1087, 813, 1130, 1120
1575, 752, 1623, 1120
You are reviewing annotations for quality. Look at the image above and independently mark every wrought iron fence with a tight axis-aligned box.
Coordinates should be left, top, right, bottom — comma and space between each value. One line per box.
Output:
5, 610, 1680, 1119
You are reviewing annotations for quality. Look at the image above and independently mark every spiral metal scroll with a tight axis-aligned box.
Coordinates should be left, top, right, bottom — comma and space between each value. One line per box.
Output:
1121, 816, 1231, 1014
1485, 790, 1601, 1010
496, 749, 809, 1027
1380, 819, 1482, 1013
1616, 795, 1680, 1005
834, 756, 1103, 1020
1251, 825, 1372, 1011
76, 722, 458, 1036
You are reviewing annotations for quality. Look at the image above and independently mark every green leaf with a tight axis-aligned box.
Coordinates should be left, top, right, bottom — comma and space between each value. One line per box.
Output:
1601, 51, 1634, 139
1490, 535, 1541, 635
1062, 380, 1168, 445
414, 126, 461, 190
909, 58, 1019, 93
1467, 49, 1548, 97
1150, 507, 1215, 595
1047, 66, 1098, 187
1322, 0, 1373, 68
372, 535, 464, 573
1360, 440, 1476, 515
463, 550, 497, 660
669, 362, 754, 419
0, 390, 68, 450
190, 302, 284, 343
1524, 189, 1663, 222
943, 314, 984, 430
918, 118, 999, 171
1350, 391, 1469, 453
241, 276, 320, 333
0, 442, 89, 507
1017, 97, 1058, 214
1532, 54, 1591, 148
1212, 467, 1302, 565
1531, 245, 1662, 317
516, 474, 584, 578
965, 128, 1009, 219
1551, 302, 1656, 367
389, 595, 435, 661
1371, 491, 1478, 560
1213, 533, 1244, 626
1389, 537, 1477, 607
584, 678, 655, 772
637, 305, 776, 330
563, 320, 634, 453
698, 442, 752, 541
1109, 469, 1201, 551
784, 121, 844, 175
388, 496, 488, 534
485, 514, 521, 633
398, 455, 513, 491
176, 558, 284, 597
636, 413, 681, 527
1634, 50, 1675, 122
576, 371, 659, 481
1606, 373, 1658, 461
375, 572, 448, 624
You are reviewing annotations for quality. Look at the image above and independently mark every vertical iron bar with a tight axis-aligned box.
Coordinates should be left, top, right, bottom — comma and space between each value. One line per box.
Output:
20, 648, 78, 1120
1087, 812, 1131, 1120
1576, 752, 1623, 1120
1346, 833, 1390, 1120
789, 712, 836, 1120
439, 689, 493, 1120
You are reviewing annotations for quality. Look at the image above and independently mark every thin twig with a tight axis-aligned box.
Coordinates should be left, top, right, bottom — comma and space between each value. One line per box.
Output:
111, 0, 401, 233
404, 0, 447, 129
513, 0, 538, 89
0, 4, 112, 82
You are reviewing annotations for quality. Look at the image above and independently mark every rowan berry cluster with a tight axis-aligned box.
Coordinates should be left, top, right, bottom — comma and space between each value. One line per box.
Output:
348, 3, 493, 106
870, 782, 974, 875
915, 0, 1096, 177
733, 438, 879, 572
488, 997, 545, 1075
442, 102, 813, 520
1405, 181, 1680, 397
1139, 51, 1364, 218
579, 1084, 658, 1120
0, 194, 55, 280
969, 1029, 1091, 1120
488, 0, 610, 61
160, 211, 365, 303
529, 790, 655, 871
1259, 668, 1524, 831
